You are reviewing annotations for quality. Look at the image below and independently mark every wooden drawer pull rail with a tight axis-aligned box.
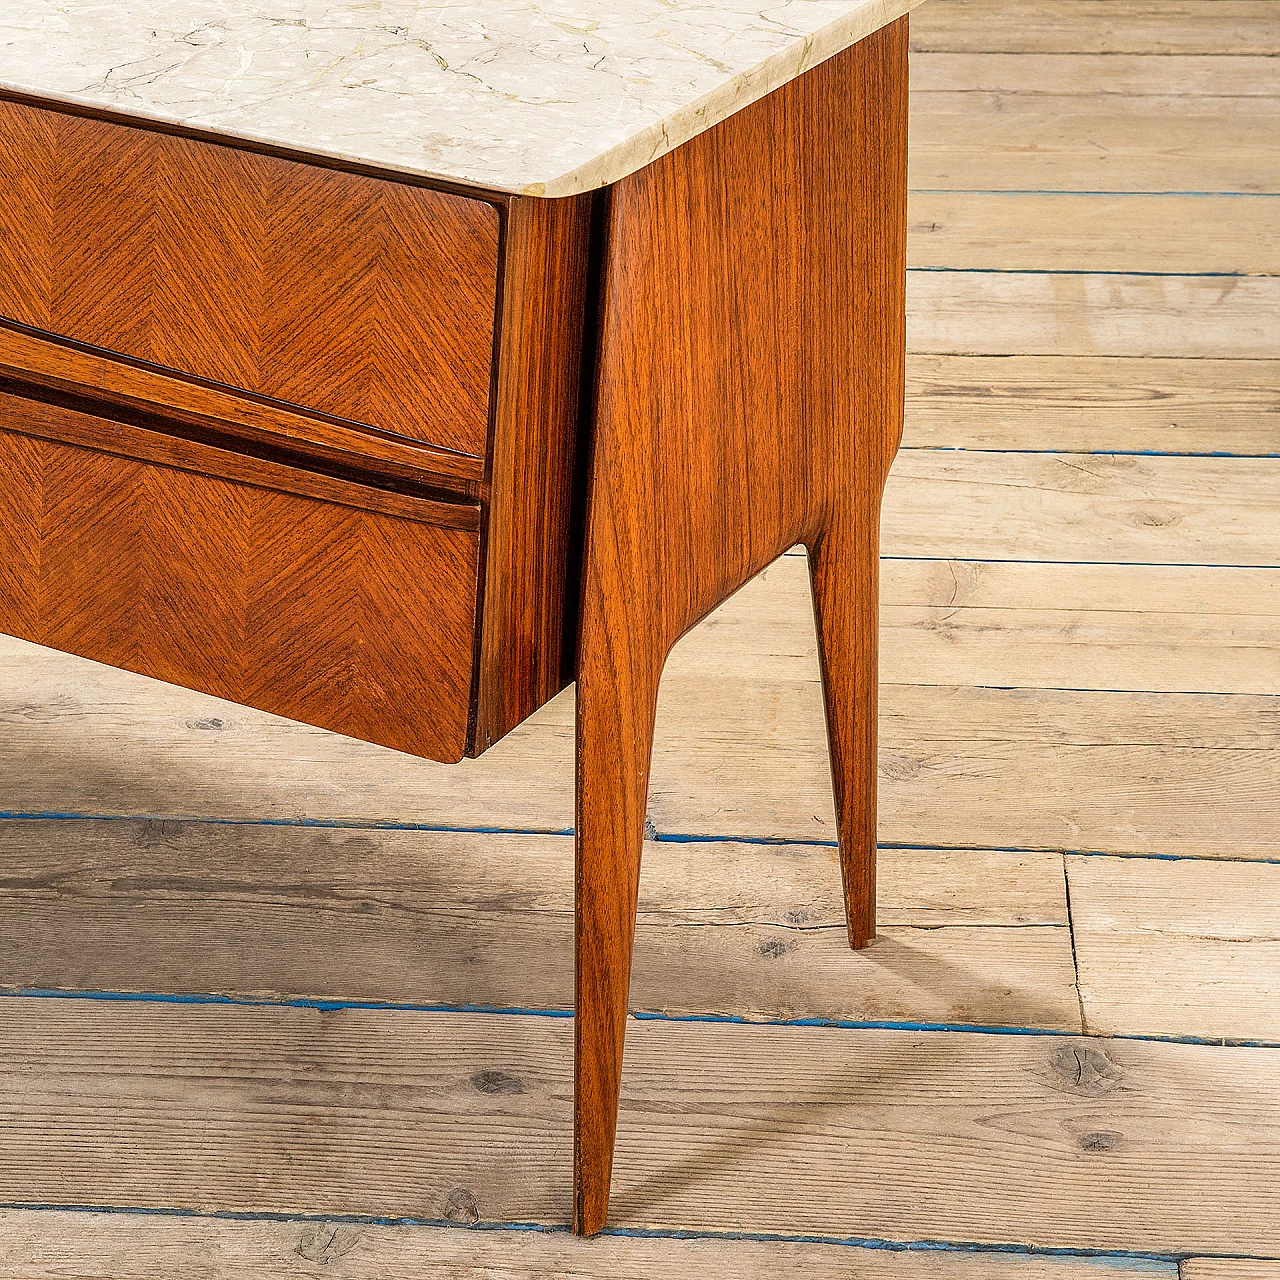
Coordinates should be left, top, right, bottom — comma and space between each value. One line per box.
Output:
0, 389, 481, 532
0, 320, 485, 495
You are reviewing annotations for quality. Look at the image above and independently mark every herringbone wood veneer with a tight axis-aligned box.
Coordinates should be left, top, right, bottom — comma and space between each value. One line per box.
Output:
0, 97, 500, 458
0, 406, 481, 762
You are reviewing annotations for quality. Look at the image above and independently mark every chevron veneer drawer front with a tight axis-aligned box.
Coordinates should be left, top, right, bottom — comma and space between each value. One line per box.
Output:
0, 97, 500, 458
0, 392, 484, 762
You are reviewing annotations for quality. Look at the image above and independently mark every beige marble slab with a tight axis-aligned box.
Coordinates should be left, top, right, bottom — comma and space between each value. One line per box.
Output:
0, 0, 921, 195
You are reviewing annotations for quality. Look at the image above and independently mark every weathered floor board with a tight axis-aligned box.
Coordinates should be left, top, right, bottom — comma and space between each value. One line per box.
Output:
1, 1001, 1278, 1256
908, 194, 1278, 274
1182, 1263, 1280, 1280
1069, 855, 1280, 1042
904, 355, 1280, 454
884, 452, 1280, 566
910, 92, 1280, 193
884, 560, 1280, 696
0, 820, 1080, 1030
0, 1210, 1186, 1280
4, 632, 1278, 858
910, 0, 1280, 56
912, 52, 1280, 96
689, 556, 1280, 696
908, 272, 1278, 358
647, 678, 1280, 857
744, 556, 1280, 694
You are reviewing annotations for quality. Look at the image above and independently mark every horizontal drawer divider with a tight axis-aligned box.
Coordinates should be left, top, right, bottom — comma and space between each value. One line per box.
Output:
0, 388, 481, 532
0, 320, 485, 495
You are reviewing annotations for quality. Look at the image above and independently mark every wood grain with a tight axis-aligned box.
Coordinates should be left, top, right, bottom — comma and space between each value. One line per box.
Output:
0, 820, 1078, 1031
910, 91, 1280, 193
913, 52, 1280, 96
0, 1209, 1181, 1280
690, 555, 1280, 696
474, 193, 593, 752
904, 355, 1280, 454
0, 97, 500, 455
908, 194, 1279, 274
910, 0, 1280, 55
908, 272, 1279, 359
0, 412, 481, 762
0, 183, 595, 763
2, 1001, 1279, 1254
1068, 855, 1280, 1042
573, 23, 908, 1230
884, 452, 1280, 566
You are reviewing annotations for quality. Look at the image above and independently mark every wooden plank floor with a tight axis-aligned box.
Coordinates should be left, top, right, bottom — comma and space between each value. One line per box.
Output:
1, 0, 1278, 1272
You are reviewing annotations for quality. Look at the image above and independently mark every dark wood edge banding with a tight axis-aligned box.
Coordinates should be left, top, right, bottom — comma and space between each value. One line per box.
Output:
0, 389, 482, 531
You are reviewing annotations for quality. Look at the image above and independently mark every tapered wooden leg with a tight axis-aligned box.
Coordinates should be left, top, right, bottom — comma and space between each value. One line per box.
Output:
573, 611, 664, 1236
808, 505, 882, 950
569, 18, 908, 1230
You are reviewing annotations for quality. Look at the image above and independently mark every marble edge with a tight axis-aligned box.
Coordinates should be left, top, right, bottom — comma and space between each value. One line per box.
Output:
529, 0, 924, 197
0, 0, 922, 199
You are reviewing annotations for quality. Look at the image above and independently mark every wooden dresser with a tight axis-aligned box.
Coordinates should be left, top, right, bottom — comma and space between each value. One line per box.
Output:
0, 0, 916, 1235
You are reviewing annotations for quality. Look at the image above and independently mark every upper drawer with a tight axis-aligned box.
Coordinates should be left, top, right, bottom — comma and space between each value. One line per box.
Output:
0, 98, 500, 459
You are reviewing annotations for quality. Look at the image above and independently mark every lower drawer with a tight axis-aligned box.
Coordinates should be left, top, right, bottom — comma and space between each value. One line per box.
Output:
0, 394, 482, 762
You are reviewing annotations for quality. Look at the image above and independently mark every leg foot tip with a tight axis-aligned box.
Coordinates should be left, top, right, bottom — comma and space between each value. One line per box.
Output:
572, 1209, 606, 1237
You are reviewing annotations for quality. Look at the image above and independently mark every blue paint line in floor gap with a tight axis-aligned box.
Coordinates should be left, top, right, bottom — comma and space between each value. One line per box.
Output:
910, 682, 1276, 697
883, 554, 1280, 570
908, 266, 1260, 278
2, 813, 1278, 867
654, 833, 1280, 867
0, 1201, 558, 1234
907, 188, 1280, 198
3, 986, 1277, 1050
0, 1201, 1265, 1266
0, 987, 572, 1019
899, 445, 1280, 459
880, 841, 1280, 868
600, 1225, 1184, 1266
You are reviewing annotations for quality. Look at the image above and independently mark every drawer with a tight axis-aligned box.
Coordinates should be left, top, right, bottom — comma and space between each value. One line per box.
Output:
0, 96, 500, 460
0, 391, 482, 762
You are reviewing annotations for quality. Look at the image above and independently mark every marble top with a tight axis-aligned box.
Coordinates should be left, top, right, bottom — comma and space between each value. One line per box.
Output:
0, 0, 920, 196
